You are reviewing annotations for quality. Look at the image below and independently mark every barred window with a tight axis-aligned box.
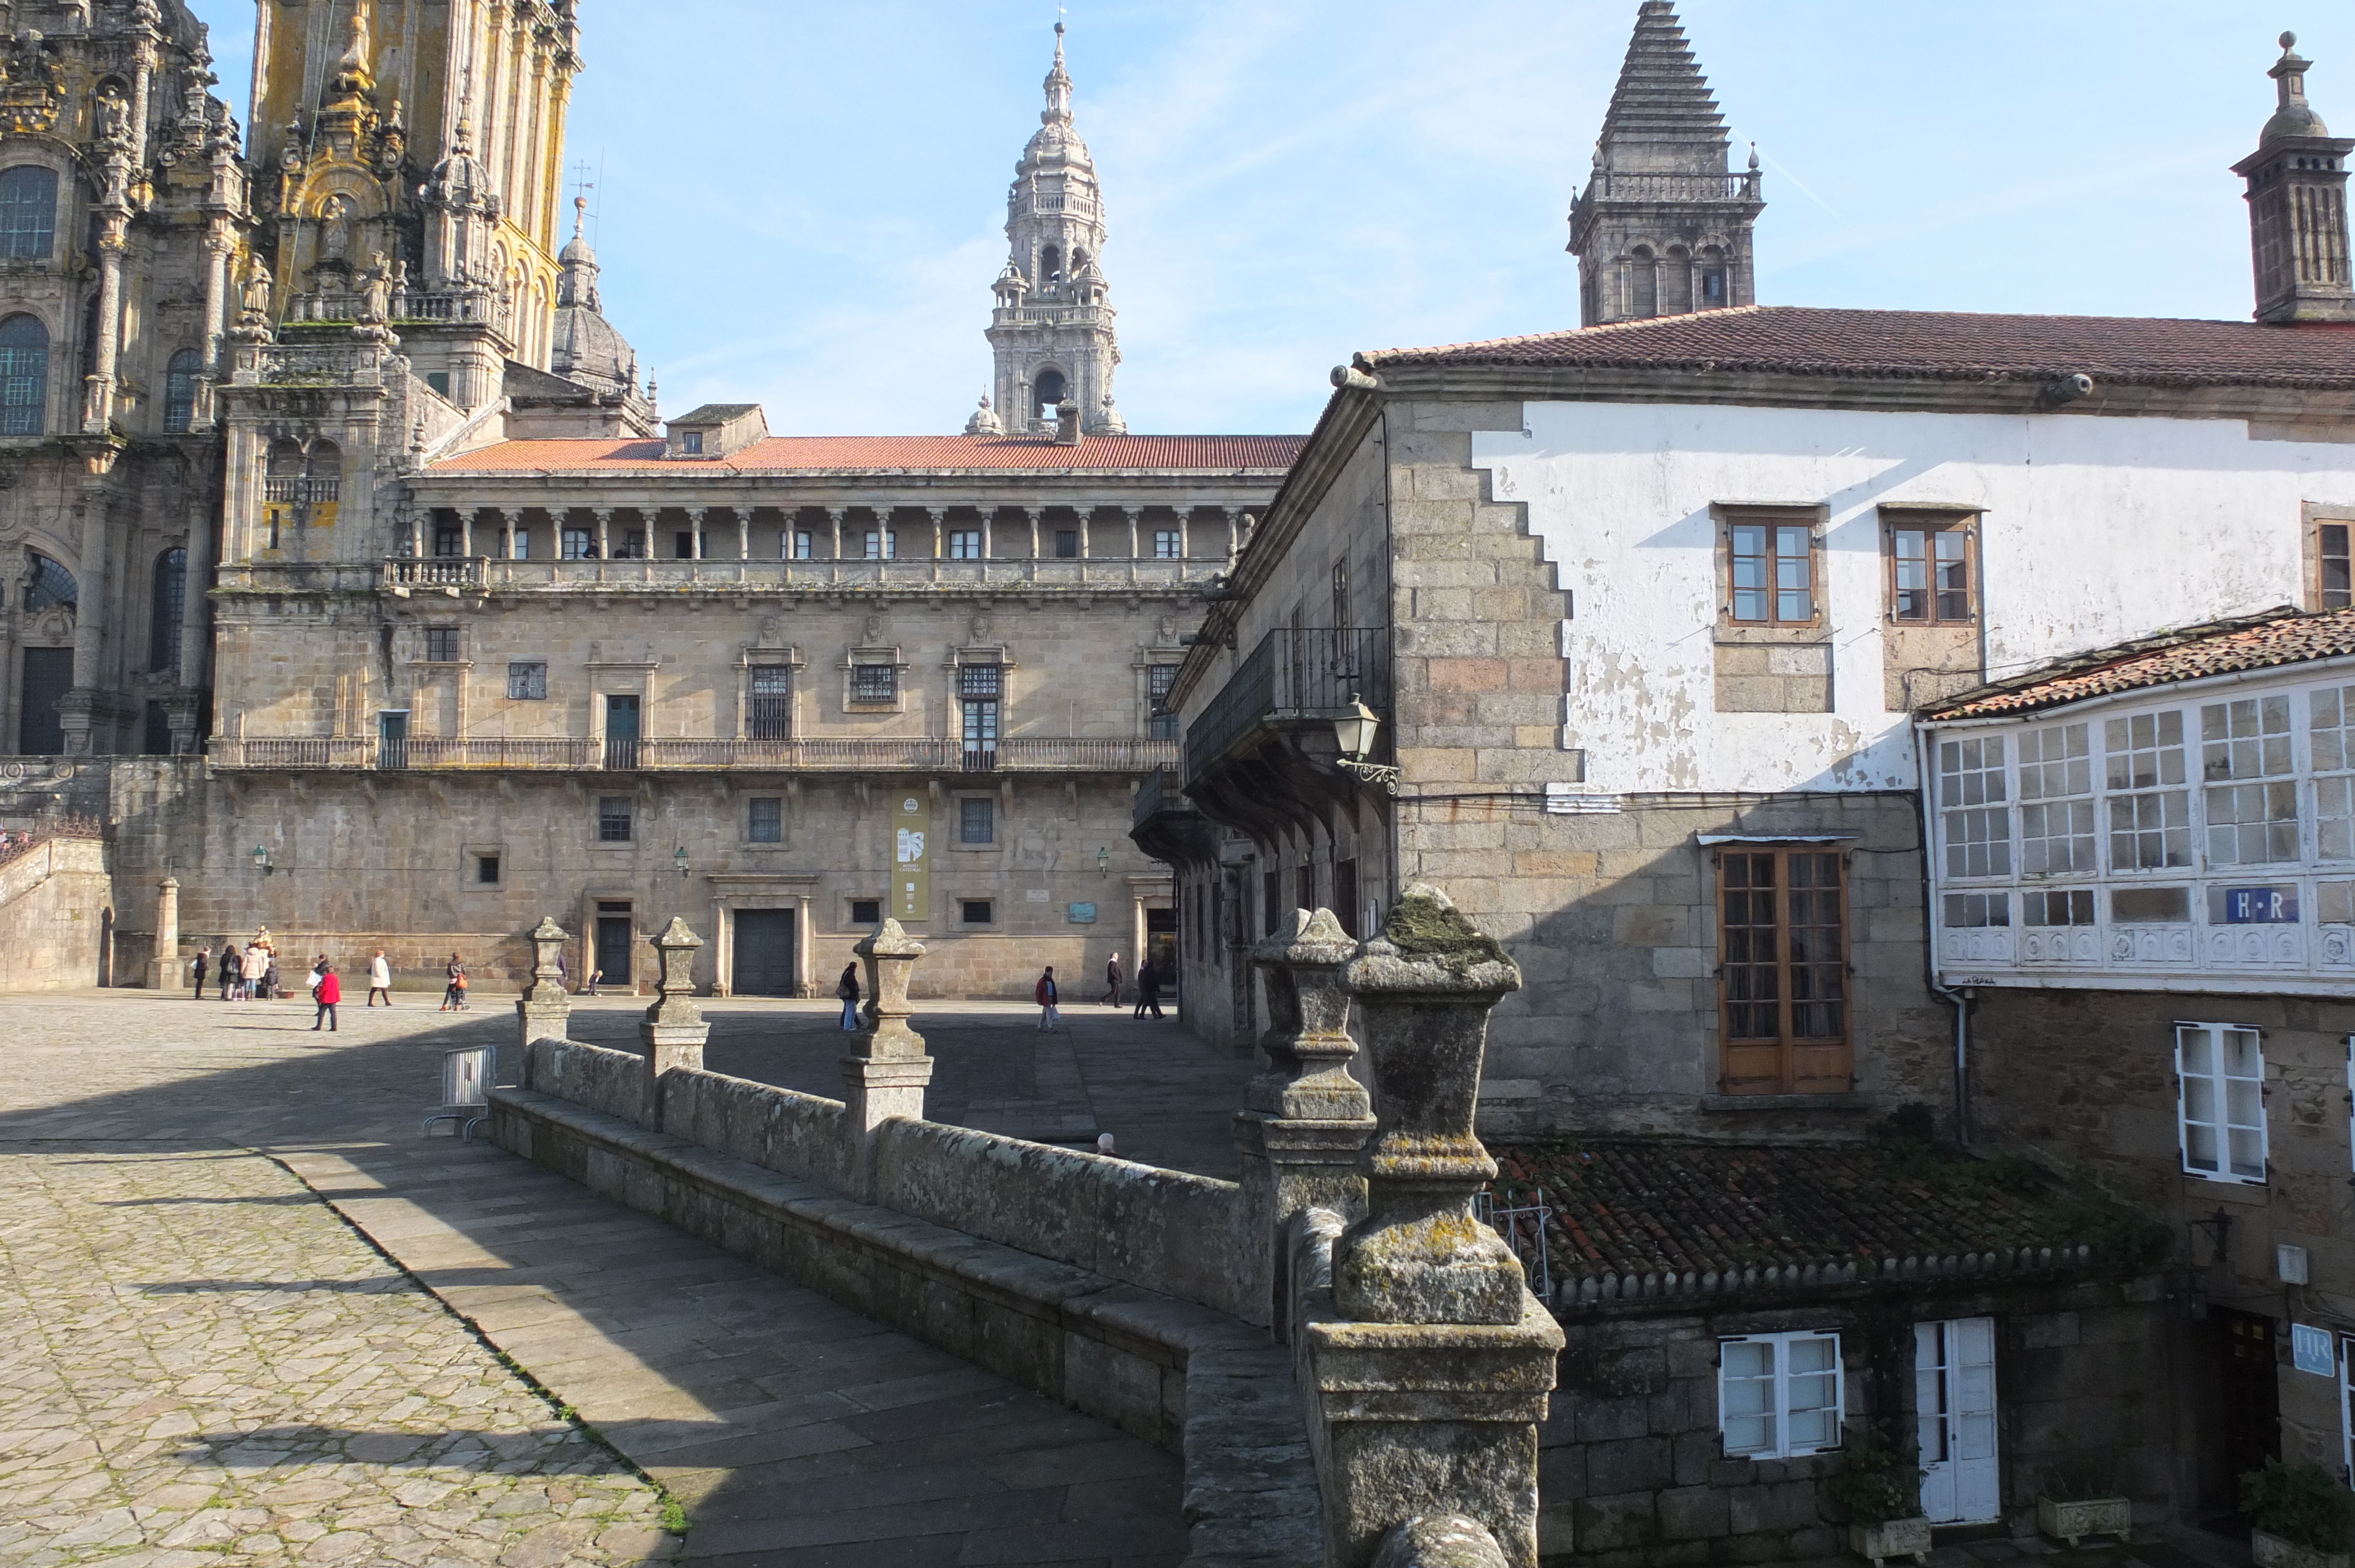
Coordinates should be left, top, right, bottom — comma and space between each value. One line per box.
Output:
597, 796, 632, 843
2104, 710, 2190, 870
506, 662, 547, 700
423, 627, 460, 663
748, 797, 782, 843
748, 665, 791, 740
961, 796, 995, 845
1938, 736, 2010, 879
852, 663, 897, 703
958, 663, 1003, 700
1148, 663, 1179, 740
2201, 696, 2298, 865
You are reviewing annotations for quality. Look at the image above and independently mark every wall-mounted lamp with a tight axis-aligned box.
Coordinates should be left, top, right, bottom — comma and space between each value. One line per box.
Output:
674, 845, 691, 879
1334, 695, 1398, 792
1097, 845, 1110, 876
252, 843, 274, 876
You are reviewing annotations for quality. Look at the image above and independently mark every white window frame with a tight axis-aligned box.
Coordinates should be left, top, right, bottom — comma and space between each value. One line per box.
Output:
1717, 1330, 1844, 1460
2175, 1021, 2268, 1184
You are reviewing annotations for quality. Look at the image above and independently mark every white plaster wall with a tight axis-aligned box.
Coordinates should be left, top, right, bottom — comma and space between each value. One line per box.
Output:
1473, 401, 2355, 794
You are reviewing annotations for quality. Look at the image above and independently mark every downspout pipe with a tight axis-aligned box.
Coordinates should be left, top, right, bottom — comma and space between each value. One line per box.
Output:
1911, 718, 1974, 1147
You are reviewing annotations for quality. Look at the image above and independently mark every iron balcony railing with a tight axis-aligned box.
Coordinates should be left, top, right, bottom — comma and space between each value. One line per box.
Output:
1185, 625, 1392, 782
1132, 766, 1179, 828
215, 735, 1179, 774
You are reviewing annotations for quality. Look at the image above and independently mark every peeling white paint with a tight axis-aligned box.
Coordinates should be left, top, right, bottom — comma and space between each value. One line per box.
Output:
1473, 401, 2355, 795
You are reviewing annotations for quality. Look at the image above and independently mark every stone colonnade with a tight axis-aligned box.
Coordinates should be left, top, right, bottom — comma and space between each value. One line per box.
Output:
516, 883, 1558, 1568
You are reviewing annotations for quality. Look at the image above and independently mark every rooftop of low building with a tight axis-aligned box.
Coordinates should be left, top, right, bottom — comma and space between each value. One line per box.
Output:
429, 433, 1307, 476
1923, 604, 2355, 721
1362, 304, 2355, 389
1488, 1133, 2167, 1298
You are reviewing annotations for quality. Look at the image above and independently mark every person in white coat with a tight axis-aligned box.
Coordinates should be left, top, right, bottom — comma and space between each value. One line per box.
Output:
367, 949, 393, 1006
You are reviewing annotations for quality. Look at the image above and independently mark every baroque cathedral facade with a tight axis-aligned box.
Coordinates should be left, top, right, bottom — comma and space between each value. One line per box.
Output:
1, 0, 1298, 998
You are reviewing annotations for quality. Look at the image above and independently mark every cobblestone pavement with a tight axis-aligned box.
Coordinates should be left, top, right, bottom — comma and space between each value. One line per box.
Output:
0, 1141, 675, 1567
0, 991, 1201, 1565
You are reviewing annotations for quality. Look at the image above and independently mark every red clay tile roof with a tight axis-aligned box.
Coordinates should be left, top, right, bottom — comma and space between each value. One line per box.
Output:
429, 433, 1305, 475
1489, 1140, 2162, 1298
1365, 305, 2355, 388
1923, 606, 2355, 720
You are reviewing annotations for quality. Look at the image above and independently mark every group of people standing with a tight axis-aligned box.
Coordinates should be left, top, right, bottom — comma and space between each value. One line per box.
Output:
187, 935, 401, 1032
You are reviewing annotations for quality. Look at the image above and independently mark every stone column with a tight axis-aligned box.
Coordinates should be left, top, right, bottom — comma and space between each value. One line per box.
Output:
687, 507, 705, 560
1025, 506, 1040, 559
839, 918, 931, 1201
1233, 907, 1376, 1332
84, 207, 127, 432
496, 507, 515, 560
147, 877, 180, 990
1179, 507, 1191, 560
1226, 507, 1242, 560
737, 507, 751, 561
981, 505, 994, 561
593, 506, 612, 564
459, 509, 475, 559
827, 506, 845, 562
638, 916, 708, 1129
1297, 885, 1563, 1568
516, 916, 572, 1059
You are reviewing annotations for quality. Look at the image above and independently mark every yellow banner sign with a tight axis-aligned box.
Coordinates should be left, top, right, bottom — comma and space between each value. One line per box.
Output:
894, 793, 928, 922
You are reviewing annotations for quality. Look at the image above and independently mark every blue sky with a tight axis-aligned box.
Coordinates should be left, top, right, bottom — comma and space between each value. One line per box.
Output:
185, 2, 2354, 437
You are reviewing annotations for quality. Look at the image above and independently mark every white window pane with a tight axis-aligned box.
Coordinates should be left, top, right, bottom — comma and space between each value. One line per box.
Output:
1787, 1336, 1836, 1374
2224, 1032, 2263, 1079
1724, 1340, 1773, 1378
1786, 1404, 1839, 1451
2184, 1120, 2219, 1172
2225, 1080, 2262, 1128
2180, 1031, 2214, 1075
1723, 1412, 1774, 1456
2228, 1128, 2265, 1179
2182, 1076, 2217, 1126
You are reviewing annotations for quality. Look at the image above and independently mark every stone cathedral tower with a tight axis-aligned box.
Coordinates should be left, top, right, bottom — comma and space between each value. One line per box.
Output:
980, 24, 1125, 437
1568, 1, 1762, 328
2234, 32, 2355, 325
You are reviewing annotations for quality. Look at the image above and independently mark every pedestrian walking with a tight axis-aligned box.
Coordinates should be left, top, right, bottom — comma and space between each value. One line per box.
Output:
1034, 966, 1060, 1032
307, 954, 328, 1001
837, 961, 862, 1031
1135, 956, 1165, 1021
583, 966, 601, 997
367, 949, 392, 1006
191, 945, 209, 999
1102, 951, 1122, 1008
441, 953, 467, 1012
311, 962, 341, 1032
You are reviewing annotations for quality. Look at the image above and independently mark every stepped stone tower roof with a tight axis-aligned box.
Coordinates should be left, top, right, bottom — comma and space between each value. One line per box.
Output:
1568, 1, 1763, 327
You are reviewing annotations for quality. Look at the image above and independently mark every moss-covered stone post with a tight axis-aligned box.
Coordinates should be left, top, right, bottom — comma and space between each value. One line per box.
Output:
1235, 906, 1376, 1333
638, 916, 707, 1128
841, 918, 931, 1201
516, 916, 572, 1061
1298, 883, 1563, 1568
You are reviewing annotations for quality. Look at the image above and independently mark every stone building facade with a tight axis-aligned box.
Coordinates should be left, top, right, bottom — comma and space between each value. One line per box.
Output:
0, 4, 1301, 999
1142, 6, 2355, 1552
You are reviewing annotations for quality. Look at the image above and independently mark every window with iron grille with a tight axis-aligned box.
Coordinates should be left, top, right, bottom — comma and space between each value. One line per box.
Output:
850, 898, 881, 926
423, 627, 460, 663
1054, 529, 1079, 559
959, 664, 1003, 700
506, 662, 547, 700
1718, 847, 1849, 1095
852, 663, 897, 703
748, 666, 791, 739
961, 796, 994, 845
150, 549, 186, 674
963, 899, 994, 924
597, 796, 632, 843
748, 796, 782, 843
1148, 664, 1178, 740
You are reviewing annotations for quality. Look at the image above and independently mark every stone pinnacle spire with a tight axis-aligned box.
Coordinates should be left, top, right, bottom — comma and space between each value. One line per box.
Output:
1568, 0, 1762, 326
983, 23, 1125, 436
2233, 31, 2355, 324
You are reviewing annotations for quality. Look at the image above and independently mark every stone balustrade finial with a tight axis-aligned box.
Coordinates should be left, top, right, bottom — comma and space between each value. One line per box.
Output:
842, 917, 932, 1200
645, 915, 703, 1030
1335, 883, 1524, 1326
523, 916, 569, 1002
1249, 906, 1371, 1122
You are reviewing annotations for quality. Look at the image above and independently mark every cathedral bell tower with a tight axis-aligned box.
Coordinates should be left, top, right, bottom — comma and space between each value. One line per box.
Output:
1568, 1, 1762, 328
2233, 32, 2355, 325
983, 24, 1125, 437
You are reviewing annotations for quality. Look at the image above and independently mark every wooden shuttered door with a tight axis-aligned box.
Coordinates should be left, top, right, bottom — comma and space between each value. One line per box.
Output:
1718, 846, 1852, 1095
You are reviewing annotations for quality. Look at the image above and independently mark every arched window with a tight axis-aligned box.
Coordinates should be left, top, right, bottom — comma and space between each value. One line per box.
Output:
1630, 246, 1658, 320
150, 547, 187, 673
1032, 367, 1067, 422
0, 166, 57, 260
24, 552, 77, 610
1663, 245, 1693, 314
1040, 244, 1062, 282
163, 348, 201, 433
0, 314, 47, 436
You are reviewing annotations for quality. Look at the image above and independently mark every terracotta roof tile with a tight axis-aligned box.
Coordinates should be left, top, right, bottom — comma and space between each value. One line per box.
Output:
1365, 305, 2355, 389
429, 433, 1306, 476
1488, 1139, 2163, 1294
1923, 606, 2355, 720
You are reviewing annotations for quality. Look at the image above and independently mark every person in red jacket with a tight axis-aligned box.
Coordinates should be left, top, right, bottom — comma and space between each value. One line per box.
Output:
1034, 966, 1060, 1032
311, 963, 342, 1032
